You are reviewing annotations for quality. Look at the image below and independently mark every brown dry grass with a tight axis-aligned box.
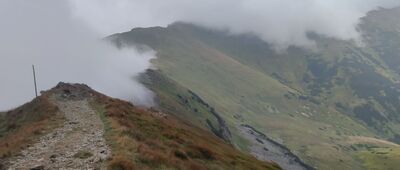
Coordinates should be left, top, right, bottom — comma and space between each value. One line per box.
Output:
109, 156, 136, 170
91, 94, 281, 170
0, 95, 62, 158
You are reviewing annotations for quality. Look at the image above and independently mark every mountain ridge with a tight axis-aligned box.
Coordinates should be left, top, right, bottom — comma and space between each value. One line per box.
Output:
108, 6, 400, 170
0, 82, 280, 170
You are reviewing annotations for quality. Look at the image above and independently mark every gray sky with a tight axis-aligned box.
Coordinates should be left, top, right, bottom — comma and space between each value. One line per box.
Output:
1, 0, 400, 110
70, 0, 400, 48
0, 0, 155, 111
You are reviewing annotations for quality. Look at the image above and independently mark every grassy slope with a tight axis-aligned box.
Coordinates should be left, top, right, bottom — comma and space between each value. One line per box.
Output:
180, 20, 400, 138
358, 147, 400, 170
352, 7, 400, 168
1, 83, 280, 169
0, 94, 63, 159
140, 69, 233, 143
360, 7, 400, 74
88, 87, 280, 170
108, 7, 400, 170
110, 27, 376, 170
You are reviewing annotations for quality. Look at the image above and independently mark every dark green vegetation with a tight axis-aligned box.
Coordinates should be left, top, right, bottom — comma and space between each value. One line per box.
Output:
109, 7, 400, 169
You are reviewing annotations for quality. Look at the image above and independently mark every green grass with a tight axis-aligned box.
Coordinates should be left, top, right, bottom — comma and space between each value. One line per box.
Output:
357, 147, 400, 170
108, 8, 400, 169
111, 24, 377, 169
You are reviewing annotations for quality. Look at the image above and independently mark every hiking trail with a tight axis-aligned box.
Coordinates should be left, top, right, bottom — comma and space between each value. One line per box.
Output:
6, 98, 110, 170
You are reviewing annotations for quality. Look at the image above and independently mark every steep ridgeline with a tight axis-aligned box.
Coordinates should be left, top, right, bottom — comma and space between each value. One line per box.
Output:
239, 125, 314, 170
0, 83, 280, 170
140, 70, 232, 143
108, 7, 400, 170
1, 83, 110, 169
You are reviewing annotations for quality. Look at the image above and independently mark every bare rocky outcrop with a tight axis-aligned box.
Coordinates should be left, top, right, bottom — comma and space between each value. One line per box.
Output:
187, 90, 232, 143
239, 124, 314, 170
4, 87, 111, 170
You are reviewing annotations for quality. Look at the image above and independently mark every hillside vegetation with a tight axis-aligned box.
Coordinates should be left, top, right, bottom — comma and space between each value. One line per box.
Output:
92, 88, 279, 170
1, 83, 280, 170
140, 69, 233, 143
109, 7, 400, 169
0, 94, 63, 160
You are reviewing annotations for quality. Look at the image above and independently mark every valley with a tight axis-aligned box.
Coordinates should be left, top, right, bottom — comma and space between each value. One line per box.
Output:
1, 2, 400, 170
108, 6, 400, 169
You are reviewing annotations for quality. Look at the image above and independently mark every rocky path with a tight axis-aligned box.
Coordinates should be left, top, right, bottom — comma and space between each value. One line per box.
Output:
5, 99, 110, 170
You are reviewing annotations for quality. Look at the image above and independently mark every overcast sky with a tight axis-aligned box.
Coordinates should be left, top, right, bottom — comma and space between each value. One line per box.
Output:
70, 0, 400, 48
1, 0, 399, 110
0, 0, 155, 111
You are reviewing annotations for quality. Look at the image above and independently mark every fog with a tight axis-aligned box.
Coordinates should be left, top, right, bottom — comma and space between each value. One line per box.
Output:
2, 1, 400, 111
70, 0, 400, 48
0, 1, 155, 111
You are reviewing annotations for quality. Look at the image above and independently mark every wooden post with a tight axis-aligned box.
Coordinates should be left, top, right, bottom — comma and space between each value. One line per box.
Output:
32, 65, 38, 97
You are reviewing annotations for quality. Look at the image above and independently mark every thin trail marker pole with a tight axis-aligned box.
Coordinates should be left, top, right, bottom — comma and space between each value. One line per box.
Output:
32, 65, 38, 97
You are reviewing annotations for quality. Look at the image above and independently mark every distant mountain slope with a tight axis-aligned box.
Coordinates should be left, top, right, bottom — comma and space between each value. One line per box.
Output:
360, 7, 400, 74
140, 69, 232, 143
108, 7, 400, 170
0, 83, 280, 170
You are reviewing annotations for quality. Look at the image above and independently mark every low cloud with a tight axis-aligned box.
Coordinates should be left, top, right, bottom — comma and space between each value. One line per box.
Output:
70, 0, 400, 48
2, 0, 400, 110
0, 1, 155, 111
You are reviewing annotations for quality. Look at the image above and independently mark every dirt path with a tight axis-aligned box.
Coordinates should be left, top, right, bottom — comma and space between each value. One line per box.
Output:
5, 99, 110, 170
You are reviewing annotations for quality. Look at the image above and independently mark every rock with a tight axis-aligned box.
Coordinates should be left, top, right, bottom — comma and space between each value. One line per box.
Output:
50, 154, 57, 159
96, 158, 103, 163
0, 163, 5, 170
30, 165, 45, 170
5, 99, 111, 169
69, 121, 79, 125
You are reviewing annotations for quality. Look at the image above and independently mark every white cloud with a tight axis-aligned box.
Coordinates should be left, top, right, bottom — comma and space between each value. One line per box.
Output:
1, 0, 399, 110
0, 0, 155, 110
69, 0, 400, 48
